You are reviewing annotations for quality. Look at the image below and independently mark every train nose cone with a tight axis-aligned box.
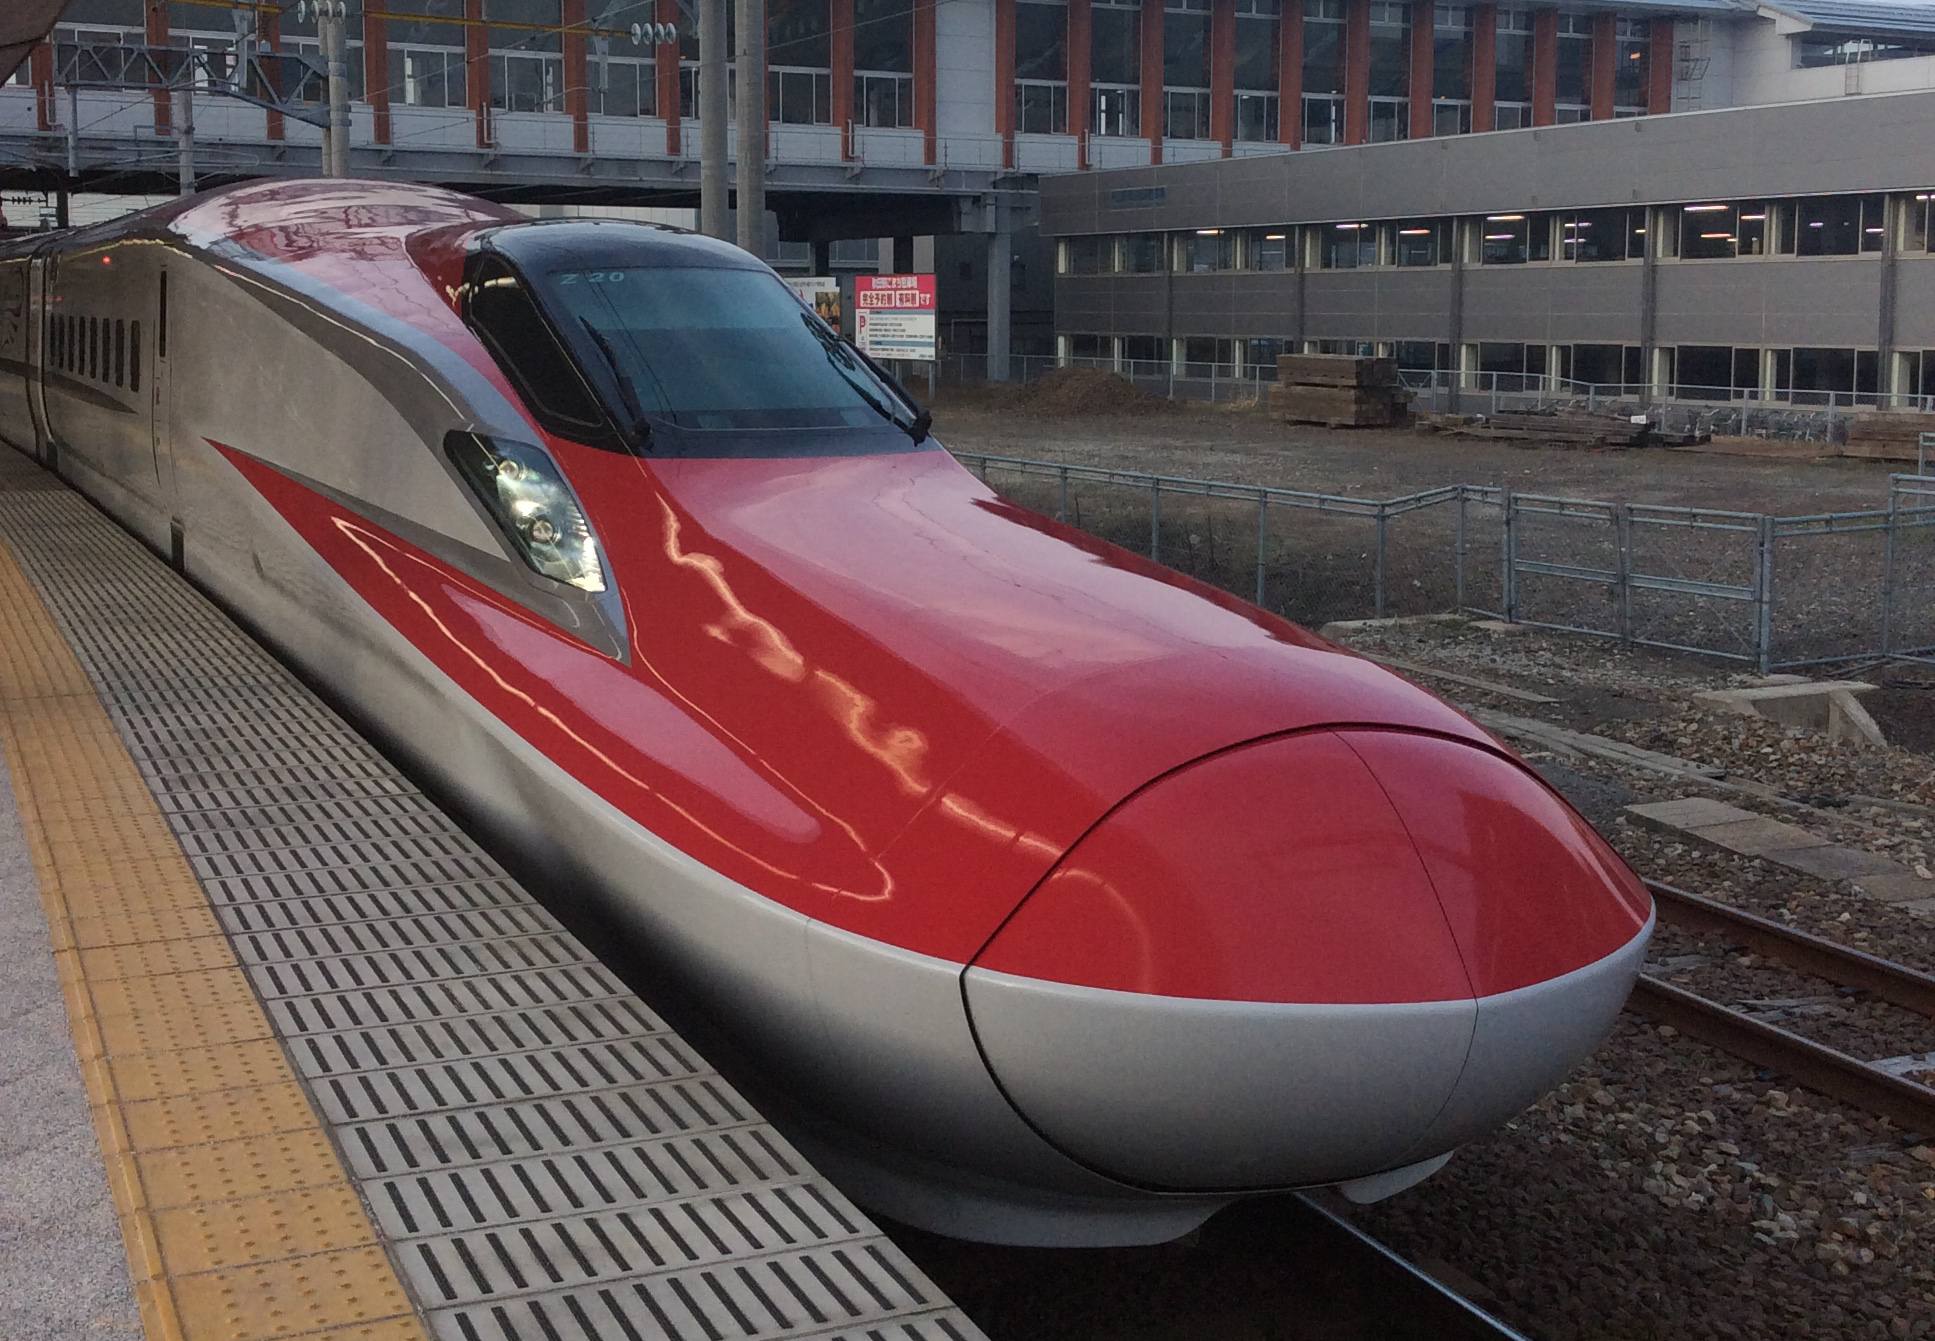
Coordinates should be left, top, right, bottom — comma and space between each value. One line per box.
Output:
963, 729, 1652, 1192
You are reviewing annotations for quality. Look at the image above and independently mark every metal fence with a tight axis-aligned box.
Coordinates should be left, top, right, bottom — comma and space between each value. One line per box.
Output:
951, 451, 1935, 673
940, 356, 1935, 443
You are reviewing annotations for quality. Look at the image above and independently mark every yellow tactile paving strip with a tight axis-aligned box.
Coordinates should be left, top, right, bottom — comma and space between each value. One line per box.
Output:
0, 537, 430, 1341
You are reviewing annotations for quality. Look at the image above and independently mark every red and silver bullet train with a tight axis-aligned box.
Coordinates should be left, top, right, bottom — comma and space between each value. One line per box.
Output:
0, 180, 1652, 1246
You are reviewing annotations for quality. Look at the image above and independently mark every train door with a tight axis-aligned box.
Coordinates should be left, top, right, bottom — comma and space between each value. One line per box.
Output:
26, 251, 52, 463
151, 267, 180, 565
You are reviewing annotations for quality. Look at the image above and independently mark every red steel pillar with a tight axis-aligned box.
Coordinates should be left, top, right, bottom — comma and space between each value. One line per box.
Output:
1589, 10, 1615, 119
1211, 0, 1234, 155
1470, 2, 1495, 132
1647, 17, 1673, 114
833, 0, 855, 158
366, 3, 393, 145
1531, 7, 1556, 126
1407, 0, 1432, 137
1070, 0, 1093, 164
466, 0, 491, 147
1280, 0, 1302, 146
1141, 0, 1164, 162
146, 0, 171, 136
1342, 0, 1368, 144
659, 0, 682, 154
994, 0, 1015, 167
916, 0, 937, 164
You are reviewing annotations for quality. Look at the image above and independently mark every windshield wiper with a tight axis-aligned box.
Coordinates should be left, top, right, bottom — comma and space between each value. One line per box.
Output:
578, 318, 653, 451
804, 315, 931, 445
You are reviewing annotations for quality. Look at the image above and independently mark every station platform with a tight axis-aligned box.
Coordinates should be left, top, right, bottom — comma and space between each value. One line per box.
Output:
0, 447, 985, 1341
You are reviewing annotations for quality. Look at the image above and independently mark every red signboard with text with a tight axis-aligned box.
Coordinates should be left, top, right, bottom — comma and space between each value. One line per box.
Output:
853, 273, 937, 360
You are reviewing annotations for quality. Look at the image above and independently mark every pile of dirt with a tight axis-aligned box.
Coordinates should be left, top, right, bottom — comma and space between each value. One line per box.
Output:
1009, 366, 1171, 416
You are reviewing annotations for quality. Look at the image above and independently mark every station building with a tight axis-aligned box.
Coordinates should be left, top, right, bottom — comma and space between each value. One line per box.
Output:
6, 0, 1935, 380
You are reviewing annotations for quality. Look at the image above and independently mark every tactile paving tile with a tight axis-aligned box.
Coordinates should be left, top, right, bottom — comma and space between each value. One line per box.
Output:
0, 491, 986, 1341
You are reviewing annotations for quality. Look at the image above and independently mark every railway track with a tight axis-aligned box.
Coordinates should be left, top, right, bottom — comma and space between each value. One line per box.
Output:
1632, 880, 1935, 1134
1278, 1194, 1533, 1340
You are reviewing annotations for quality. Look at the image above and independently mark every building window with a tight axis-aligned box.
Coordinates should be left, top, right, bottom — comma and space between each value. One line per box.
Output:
767, 0, 832, 123
1234, 0, 1280, 141
1091, 0, 1142, 136
1493, 8, 1531, 130
1432, 5, 1473, 135
386, 0, 469, 114
1394, 220, 1450, 265
1561, 207, 1646, 261
1015, 0, 1069, 133
1248, 338, 1288, 378
1123, 334, 1166, 366
1367, 1, 1409, 142
592, 54, 656, 117
1067, 334, 1115, 362
1249, 230, 1291, 270
1063, 236, 1116, 274
1782, 347, 1879, 404
1909, 193, 1935, 252
1554, 13, 1591, 123
1671, 346, 1762, 399
486, 0, 564, 112
1164, 0, 1213, 140
1480, 212, 1551, 264
1793, 195, 1886, 256
1177, 229, 1237, 271
1795, 32, 1935, 67
1303, 0, 1345, 145
1318, 221, 1378, 268
1395, 340, 1451, 372
1572, 344, 1641, 389
1121, 234, 1166, 272
1613, 16, 1648, 115
855, 0, 914, 127
1179, 336, 1240, 377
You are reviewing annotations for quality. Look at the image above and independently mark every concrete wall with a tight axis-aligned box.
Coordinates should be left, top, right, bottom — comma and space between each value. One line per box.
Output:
1039, 89, 1935, 235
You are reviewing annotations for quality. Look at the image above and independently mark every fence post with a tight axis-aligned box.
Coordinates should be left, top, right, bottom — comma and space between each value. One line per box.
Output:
1500, 492, 1517, 624
1755, 513, 1775, 675
1057, 466, 1068, 522
1615, 503, 1633, 645
1454, 486, 1468, 613
1254, 489, 1269, 607
1374, 509, 1388, 619
1150, 477, 1161, 560
1882, 490, 1897, 658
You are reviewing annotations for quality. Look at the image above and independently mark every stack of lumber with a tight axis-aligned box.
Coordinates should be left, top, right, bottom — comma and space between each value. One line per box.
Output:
1270, 354, 1408, 427
1418, 408, 1651, 448
1842, 411, 1935, 464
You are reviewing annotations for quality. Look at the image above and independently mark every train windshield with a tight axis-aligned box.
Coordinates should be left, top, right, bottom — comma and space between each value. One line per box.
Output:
532, 265, 929, 456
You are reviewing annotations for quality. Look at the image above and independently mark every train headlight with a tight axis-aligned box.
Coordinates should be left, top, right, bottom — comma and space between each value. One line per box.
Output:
445, 432, 607, 594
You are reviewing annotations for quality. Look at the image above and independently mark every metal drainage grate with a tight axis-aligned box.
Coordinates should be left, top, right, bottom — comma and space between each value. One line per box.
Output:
0, 491, 985, 1341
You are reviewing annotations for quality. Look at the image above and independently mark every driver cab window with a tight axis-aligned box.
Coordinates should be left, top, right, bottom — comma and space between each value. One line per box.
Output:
466, 257, 607, 434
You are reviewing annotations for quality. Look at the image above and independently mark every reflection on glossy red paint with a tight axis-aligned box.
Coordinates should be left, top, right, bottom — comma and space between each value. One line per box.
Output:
972, 731, 1475, 1005
1341, 731, 1653, 997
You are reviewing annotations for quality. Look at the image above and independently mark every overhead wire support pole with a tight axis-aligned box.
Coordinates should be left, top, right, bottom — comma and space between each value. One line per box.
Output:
317, 0, 351, 177
175, 85, 195, 194
734, 0, 766, 255
700, 0, 729, 239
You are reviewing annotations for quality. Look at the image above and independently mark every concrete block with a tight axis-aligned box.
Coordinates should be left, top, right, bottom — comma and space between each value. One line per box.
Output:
1690, 680, 1887, 747
1853, 873, 1935, 904
1894, 897, 1935, 917
1768, 845, 1910, 881
1472, 620, 1529, 634
1690, 816, 1832, 856
1623, 798, 1760, 833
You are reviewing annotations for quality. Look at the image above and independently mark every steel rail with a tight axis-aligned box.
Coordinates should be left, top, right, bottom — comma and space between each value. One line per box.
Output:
1647, 881, 1935, 1018
1282, 1194, 1535, 1341
1632, 881, 1935, 1133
